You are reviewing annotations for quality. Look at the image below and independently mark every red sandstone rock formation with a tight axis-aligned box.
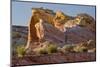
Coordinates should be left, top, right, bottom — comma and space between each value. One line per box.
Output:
25, 8, 96, 50
25, 8, 55, 49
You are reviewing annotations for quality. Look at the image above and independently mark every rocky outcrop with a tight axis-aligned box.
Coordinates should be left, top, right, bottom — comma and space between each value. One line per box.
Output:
14, 8, 95, 50
25, 8, 55, 49
76, 14, 95, 32
64, 13, 96, 44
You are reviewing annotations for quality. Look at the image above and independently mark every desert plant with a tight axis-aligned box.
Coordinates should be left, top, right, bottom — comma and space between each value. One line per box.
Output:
73, 45, 88, 52
34, 42, 58, 55
16, 45, 26, 57
36, 47, 48, 55
46, 44, 58, 54
61, 45, 74, 53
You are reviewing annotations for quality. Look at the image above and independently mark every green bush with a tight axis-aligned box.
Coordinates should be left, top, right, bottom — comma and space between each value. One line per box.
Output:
35, 43, 58, 55
16, 46, 26, 57
46, 44, 58, 54
36, 48, 48, 55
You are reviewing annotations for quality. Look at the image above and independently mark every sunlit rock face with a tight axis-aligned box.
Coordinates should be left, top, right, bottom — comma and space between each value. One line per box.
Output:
26, 8, 55, 49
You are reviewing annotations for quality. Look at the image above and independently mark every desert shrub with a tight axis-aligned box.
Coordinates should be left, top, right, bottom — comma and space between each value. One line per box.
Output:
46, 44, 58, 54
16, 45, 26, 57
61, 45, 74, 53
34, 42, 58, 55
36, 48, 48, 55
73, 45, 88, 52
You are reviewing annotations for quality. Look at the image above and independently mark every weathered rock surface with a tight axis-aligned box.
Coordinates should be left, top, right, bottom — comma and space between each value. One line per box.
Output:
66, 26, 95, 44
26, 8, 55, 49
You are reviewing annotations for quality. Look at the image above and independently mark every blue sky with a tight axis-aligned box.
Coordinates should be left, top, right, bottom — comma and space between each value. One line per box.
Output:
12, 1, 96, 26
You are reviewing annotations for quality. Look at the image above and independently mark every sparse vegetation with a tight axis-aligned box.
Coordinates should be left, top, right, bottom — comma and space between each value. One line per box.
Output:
73, 45, 88, 52
14, 40, 95, 57
16, 45, 26, 57
35, 47, 48, 55
34, 43, 58, 55
34, 40, 96, 55
46, 44, 58, 54
62, 45, 74, 53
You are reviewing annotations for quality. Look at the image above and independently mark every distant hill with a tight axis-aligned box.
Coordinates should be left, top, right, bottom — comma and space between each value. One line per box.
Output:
12, 25, 28, 46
